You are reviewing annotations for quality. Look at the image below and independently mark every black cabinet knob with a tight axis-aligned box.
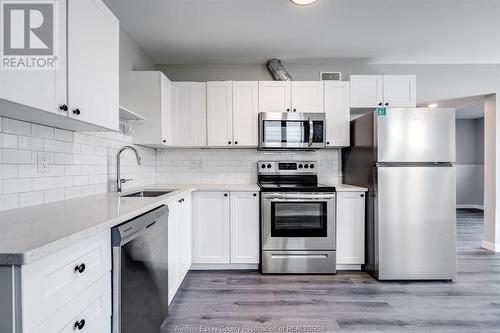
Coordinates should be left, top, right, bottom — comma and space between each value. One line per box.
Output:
224, 193, 228, 197
74, 319, 86, 330
253, 193, 257, 197
59, 104, 68, 112
162, 140, 166, 143
178, 198, 184, 203
327, 141, 330, 145
228, 141, 231, 144
74, 263, 86, 273
234, 141, 238, 145
385, 103, 389, 106
286, 108, 290, 112
293, 108, 297, 112
72, 108, 81, 115
378, 103, 383, 106
361, 194, 364, 197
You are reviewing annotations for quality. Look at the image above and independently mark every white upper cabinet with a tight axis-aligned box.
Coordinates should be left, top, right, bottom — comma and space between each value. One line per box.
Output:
192, 191, 231, 264
324, 81, 350, 147
230, 192, 260, 264
0, 0, 119, 131
383, 75, 416, 107
207, 81, 234, 146
258, 81, 292, 113
350, 75, 384, 108
291, 81, 324, 113
0, 0, 67, 117
67, 0, 119, 131
350, 75, 416, 108
130, 71, 172, 147
336, 191, 366, 266
233, 81, 259, 147
171, 82, 207, 147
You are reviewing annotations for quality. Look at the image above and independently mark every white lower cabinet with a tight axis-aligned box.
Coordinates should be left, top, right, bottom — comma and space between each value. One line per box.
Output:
192, 191, 231, 264
336, 192, 366, 268
0, 230, 111, 333
168, 194, 192, 304
230, 192, 260, 264
193, 191, 259, 266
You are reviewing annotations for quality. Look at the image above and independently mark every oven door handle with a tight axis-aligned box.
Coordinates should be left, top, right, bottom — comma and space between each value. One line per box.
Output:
308, 117, 313, 147
264, 194, 336, 200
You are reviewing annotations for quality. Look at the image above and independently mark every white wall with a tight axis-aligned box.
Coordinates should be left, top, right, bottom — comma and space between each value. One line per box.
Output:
156, 63, 500, 105
456, 118, 484, 208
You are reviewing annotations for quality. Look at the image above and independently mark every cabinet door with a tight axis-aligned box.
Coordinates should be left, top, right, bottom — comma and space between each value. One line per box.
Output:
230, 192, 260, 264
233, 81, 259, 147
171, 82, 207, 147
258, 81, 291, 113
0, 0, 67, 115
192, 192, 230, 264
207, 82, 233, 146
67, 0, 119, 131
168, 201, 180, 304
350, 75, 383, 108
336, 192, 366, 265
383, 75, 416, 107
291, 81, 324, 113
324, 81, 350, 147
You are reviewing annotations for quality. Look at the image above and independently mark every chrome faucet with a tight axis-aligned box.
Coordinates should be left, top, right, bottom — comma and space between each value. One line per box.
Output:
116, 146, 142, 192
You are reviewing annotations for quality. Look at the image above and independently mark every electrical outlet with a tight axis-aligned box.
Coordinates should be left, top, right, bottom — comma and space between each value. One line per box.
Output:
37, 152, 50, 173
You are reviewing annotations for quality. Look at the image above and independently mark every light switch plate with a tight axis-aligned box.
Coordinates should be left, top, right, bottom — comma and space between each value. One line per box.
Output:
37, 152, 50, 173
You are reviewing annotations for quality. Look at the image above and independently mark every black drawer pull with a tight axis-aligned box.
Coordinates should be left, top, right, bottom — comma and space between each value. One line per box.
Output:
360, 194, 364, 197
74, 263, 86, 274
74, 319, 85, 330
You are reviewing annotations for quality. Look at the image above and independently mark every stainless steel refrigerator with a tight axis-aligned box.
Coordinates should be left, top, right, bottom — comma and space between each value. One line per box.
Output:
343, 108, 457, 280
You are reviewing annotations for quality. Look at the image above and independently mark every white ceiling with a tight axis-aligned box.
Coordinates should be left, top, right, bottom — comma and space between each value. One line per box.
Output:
104, 0, 500, 65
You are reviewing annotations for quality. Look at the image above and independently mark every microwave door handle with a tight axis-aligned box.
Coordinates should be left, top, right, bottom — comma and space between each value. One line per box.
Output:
308, 117, 313, 147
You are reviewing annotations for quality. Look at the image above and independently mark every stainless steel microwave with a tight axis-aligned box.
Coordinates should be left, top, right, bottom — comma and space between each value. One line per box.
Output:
258, 112, 326, 150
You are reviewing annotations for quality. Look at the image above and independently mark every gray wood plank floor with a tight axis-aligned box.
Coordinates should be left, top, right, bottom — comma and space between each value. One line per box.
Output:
161, 209, 500, 332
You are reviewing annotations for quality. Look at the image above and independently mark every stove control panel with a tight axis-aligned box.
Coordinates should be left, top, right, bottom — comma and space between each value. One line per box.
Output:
258, 161, 318, 174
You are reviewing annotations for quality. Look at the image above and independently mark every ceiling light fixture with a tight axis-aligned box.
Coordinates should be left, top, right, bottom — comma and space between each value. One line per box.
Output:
428, 103, 439, 108
290, 0, 320, 6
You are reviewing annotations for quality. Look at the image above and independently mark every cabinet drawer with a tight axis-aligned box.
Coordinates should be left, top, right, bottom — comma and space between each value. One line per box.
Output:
29, 272, 111, 333
22, 230, 111, 332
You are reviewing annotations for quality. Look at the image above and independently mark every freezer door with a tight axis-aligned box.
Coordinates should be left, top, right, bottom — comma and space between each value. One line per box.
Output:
376, 108, 456, 163
377, 166, 456, 280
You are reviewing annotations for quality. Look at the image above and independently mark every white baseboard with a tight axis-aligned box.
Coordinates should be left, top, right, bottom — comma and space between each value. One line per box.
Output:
481, 241, 500, 252
190, 263, 258, 270
457, 204, 484, 210
336, 264, 362, 271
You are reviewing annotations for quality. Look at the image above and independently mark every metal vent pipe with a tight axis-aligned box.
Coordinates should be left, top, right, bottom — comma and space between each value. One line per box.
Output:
266, 59, 292, 81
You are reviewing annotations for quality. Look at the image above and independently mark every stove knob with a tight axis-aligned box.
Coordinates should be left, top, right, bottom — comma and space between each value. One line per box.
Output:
267, 164, 272, 169
261, 164, 266, 169
310, 164, 315, 169
298, 164, 303, 169
304, 164, 309, 169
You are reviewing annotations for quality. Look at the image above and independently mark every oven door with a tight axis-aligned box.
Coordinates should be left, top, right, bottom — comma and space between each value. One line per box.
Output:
261, 192, 336, 250
259, 112, 325, 149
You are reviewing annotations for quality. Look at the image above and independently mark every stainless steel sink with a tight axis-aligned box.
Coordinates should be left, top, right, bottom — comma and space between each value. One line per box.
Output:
121, 190, 173, 198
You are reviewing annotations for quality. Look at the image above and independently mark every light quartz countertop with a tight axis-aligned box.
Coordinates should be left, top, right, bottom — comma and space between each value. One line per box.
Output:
333, 184, 368, 192
0, 182, 363, 265
0, 184, 259, 265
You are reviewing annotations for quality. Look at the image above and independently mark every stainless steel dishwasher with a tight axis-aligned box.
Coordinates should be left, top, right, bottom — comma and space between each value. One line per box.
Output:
112, 205, 169, 333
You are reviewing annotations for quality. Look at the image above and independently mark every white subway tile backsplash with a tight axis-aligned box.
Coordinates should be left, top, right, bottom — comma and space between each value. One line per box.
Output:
0, 164, 18, 179
3, 118, 31, 136
2, 149, 32, 164
32, 124, 54, 139
3, 178, 31, 194
0, 194, 18, 210
44, 188, 65, 203
19, 191, 44, 207
0, 133, 18, 148
54, 129, 73, 142
18, 136, 43, 151
44, 139, 66, 152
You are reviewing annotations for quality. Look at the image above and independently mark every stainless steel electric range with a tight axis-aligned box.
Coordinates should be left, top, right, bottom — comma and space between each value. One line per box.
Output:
258, 161, 336, 274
